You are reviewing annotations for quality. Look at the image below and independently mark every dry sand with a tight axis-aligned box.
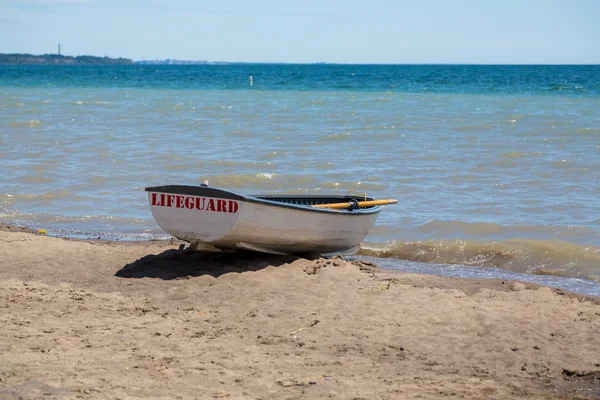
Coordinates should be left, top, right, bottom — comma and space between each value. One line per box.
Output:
0, 225, 599, 399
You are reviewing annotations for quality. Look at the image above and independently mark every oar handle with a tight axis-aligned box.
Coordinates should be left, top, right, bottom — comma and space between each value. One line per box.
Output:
313, 199, 398, 209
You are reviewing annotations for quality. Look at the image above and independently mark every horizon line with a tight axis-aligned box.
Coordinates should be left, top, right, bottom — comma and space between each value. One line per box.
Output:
1, 53, 599, 66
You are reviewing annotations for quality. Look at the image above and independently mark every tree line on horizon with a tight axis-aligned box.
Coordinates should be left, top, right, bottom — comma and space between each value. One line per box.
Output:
0, 53, 133, 65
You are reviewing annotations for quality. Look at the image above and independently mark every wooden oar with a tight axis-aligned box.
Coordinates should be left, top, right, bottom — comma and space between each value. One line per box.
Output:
312, 199, 398, 209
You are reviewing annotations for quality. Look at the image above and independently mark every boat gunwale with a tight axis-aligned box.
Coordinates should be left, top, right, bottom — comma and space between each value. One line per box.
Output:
145, 185, 383, 215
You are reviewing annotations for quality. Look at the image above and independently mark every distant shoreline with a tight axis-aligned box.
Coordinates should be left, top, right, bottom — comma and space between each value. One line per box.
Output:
0, 53, 133, 65
1, 54, 598, 66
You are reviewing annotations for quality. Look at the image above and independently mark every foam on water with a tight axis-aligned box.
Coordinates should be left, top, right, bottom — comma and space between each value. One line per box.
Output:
354, 256, 600, 298
359, 238, 600, 281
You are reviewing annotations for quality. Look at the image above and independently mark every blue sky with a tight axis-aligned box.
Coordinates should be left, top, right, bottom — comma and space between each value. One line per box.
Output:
1, 0, 598, 64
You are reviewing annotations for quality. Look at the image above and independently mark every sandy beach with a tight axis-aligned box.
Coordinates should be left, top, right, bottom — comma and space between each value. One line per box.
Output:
0, 225, 599, 399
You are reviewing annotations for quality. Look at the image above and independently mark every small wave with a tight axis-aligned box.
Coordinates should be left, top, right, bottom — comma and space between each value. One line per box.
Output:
258, 151, 283, 161
321, 181, 388, 191
456, 125, 495, 132
36, 191, 89, 202
358, 239, 600, 281
204, 173, 282, 189
551, 159, 575, 167
1, 191, 89, 204
412, 219, 596, 243
214, 160, 273, 168
70, 100, 111, 105
574, 127, 599, 135
543, 83, 579, 92
369, 131, 400, 139
22, 175, 54, 184
492, 159, 519, 167
1, 215, 168, 241
256, 172, 275, 180
320, 132, 352, 142
9, 120, 41, 127
224, 129, 255, 138
88, 176, 110, 185
499, 151, 542, 159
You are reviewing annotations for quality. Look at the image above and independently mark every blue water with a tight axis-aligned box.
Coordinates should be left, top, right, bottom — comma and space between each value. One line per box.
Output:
1, 64, 599, 292
2, 64, 599, 93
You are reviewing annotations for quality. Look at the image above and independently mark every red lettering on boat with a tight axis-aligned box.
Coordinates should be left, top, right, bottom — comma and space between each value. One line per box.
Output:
174, 195, 183, 208
166, 195, 176, 207
206, 198, 216, 211
151, 193, 239, 214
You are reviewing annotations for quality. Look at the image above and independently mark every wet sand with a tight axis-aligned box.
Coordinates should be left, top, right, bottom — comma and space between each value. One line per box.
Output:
1, 225, 599, 399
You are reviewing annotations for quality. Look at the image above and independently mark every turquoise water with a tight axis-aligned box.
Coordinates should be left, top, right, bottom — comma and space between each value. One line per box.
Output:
1, 64, 599, 287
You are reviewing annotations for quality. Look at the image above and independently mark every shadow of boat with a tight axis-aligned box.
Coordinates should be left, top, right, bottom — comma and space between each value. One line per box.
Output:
115, 249, 306, 280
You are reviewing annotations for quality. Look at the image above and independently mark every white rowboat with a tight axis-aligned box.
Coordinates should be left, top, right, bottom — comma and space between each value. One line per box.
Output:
145, 185, 395, 256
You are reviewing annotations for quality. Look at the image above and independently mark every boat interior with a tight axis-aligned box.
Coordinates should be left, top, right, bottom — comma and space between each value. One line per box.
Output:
251, 194, 376, 207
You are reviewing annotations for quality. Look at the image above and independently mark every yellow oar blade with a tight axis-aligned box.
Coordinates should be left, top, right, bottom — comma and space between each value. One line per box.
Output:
312, 199, 398, 209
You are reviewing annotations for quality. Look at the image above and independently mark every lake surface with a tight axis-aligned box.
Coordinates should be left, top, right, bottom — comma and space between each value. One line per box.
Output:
1, 64, 598, 292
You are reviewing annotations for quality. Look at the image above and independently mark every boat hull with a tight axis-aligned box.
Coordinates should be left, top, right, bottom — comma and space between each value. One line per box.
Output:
146, 186, 382, 256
